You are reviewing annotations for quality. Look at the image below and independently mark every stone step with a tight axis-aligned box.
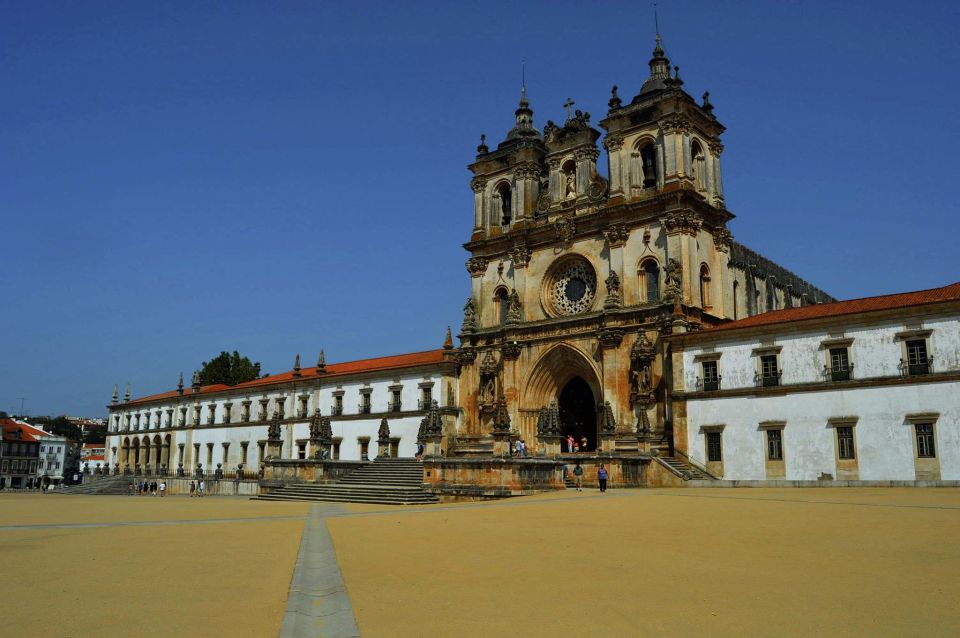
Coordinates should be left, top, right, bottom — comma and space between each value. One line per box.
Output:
257, 493, 438, 505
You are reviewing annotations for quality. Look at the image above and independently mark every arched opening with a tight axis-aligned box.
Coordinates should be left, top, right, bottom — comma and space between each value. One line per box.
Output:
132, 439, 141, 466
558, 377, 597, 452
691, 139, 706, 192
496, 182, 512, 225
639, 258, 660, 303
699, 264, 711, 308
561, 159, 577, 200
153, 435, 162, 467
639, 142, 658, 189
494, 286, 509, 326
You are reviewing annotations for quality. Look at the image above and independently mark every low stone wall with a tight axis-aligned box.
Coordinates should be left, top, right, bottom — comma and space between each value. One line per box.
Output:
423, 455, 651, 498
259, 459, 366, 492
155, 477, 260, 496
686, 479, 960, 488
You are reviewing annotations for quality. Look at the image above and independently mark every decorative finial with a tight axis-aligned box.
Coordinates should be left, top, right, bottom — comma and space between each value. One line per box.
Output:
316, 349, 326, 374
476, 133, 488, 154
192, 370, 201, 393
563, 97, 575, 122
608, 85, 621, 110
111, 384, 119, 405
702, 91, 714, 116
443, 326, 454, 350
124, 383, 130, 402
293, 353, 301, 378
177, 372, 184, 396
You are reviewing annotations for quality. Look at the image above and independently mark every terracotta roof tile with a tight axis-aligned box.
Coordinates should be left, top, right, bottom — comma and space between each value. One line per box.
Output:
125, 349, 448, 405
1, 420, 41, 442
705, 281, 960, 334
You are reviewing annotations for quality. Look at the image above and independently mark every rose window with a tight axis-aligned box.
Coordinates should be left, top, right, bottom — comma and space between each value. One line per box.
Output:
548, 259, 597, 315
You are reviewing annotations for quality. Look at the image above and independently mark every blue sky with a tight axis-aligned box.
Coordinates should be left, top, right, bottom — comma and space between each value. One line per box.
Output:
2, 0, 958, 417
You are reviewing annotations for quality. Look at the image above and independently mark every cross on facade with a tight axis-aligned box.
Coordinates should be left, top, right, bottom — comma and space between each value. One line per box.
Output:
564, 97, 575, 120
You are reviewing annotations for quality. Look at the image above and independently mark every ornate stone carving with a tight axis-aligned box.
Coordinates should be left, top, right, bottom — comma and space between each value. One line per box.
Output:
457, 347, 477, 365
535, 189, 551, 214
630, 333, 657, 407
662, 258, 683, 304
536, 401, 562, 436
309, 408, 322, 440
505, 289, 523, 324
423, 401, 443, 436
554, 216, 576, 243
501, 341, 522, 360
575, 147, 600, 162
493, 397, 511, 433
603, 225, 629, 248
466, 256, 489, 277
662, 210, 703, 236
267, 411, 282, 441
548, 258, 597, 316
470, 177, 487, 193
603, 133, 624, 151
514, 162, 541, 180
377, 417, 391, 444
712, 227, 733, 253
461, 297, 478, 333
603, 271, 623, 310
708, 141, 724, 155
659, 115, 691, 135
598, 328, 624, 349
599, 401, 617, 433
479, 350, 499, 377
508, 243, 530, 268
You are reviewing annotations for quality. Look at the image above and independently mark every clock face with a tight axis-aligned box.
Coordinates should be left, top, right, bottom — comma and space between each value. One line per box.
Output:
549, 259, 597, 315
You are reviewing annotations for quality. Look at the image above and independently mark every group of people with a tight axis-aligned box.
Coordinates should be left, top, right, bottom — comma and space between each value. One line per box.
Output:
565, 434, 589, 454
566, 462, 609, 493
512, 439, 528, 458
129, 480, 166, 496
188, 480, 206, 497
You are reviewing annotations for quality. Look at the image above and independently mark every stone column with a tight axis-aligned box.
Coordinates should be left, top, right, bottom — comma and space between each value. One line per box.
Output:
604, 134, 624, 196
471, 177, 486, 232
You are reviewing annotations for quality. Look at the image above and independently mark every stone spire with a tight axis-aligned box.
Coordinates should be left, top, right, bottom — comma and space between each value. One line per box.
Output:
443, 326, 454, 350
316, 350, 326, 374
536, 400, 562, 436
638, 34, 672, 96
111, 384, 118, 405
293, 353, 301, 378
599, 401, 617, 433
191, 371, 201, 393
377, 417, 391, 444
504, 79, 540, 143
123, 383, 130, 403
177, 372, 184, 396
493, 396, 511, 433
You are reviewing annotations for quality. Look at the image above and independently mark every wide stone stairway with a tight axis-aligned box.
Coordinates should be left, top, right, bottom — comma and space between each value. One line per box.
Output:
655, 456, 714, 480
256, 458, 439, 505
54, 475, 132, 495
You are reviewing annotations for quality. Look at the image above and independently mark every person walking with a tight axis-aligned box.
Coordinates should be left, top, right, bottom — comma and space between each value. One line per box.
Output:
598, 464, 608, 493
159, 481, 166, 498
573, 462, 584, 492
198, 479, 205, 497
566, 435, 574, 453
189, 481, 196, 497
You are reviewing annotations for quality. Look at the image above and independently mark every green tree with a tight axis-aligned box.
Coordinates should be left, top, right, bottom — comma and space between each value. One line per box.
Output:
48, 416, 82, 441
198, 351, 261, 386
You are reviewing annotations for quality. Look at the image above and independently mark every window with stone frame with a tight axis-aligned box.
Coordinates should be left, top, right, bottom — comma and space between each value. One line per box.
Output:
241, 401, 251, 423
390, 388, 402, 412
192, 405, 201, 426
240, 442, 249, 466
420, 384, 433, 409
257, 442, 265, 464
915, 423, 936, 458
207, 404, 216, 425
701, 360, 720, 391
496, 182, 512, 225
766, 429, 783, 461
699, 264, 711, 308
333, 393, 344, 416
495, 287, 510, 326
639, 259, 660, 303
359, 390, 371, 415
836, 426, 856, 460
706, 431, 722, 462
906, 339, 930, 375
829, 347, 851, 381
297, 442, 306, 460
298, 395, 309, 419
760, 354, 780, 387
179, 407, 187, 427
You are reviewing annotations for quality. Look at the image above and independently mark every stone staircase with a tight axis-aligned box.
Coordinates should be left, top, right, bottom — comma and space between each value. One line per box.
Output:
53, 475, 132, 495
655, 456, 714, 481
256, 458, 439, 505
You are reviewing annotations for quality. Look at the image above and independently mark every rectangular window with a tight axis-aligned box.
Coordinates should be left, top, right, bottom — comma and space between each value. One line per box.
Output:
915, 423, 936, 458
706, 432, 722, 462
702, 361, 720, 391
766, 429, 783, 461
333, 395, 343, 416
360, 393, 371, 414
760, 354, 779, 387
391, 390, 402, 412
421, 386, 432, 408
829, 347, 850, 381
906, 340, 929, 375
837, 426, 855, 460
297, 443, 306, 460
257, 442, 265, 464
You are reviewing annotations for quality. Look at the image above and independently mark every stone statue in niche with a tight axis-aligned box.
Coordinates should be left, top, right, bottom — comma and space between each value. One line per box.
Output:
462, 297, 477, 332
506, 289, 523, 324
565, 173, 576, 199
662, 258, 683, 303
604, 271, 623, 309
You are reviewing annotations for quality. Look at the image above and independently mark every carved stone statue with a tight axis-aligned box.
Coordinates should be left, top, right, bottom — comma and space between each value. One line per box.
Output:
267, 411, 282, 440
604, 271, 623, 309
565, 173, 576, 199
462, 297, 478, 333
662, 258, 683, 303
506, 289, 523, 324
377, 417, 391, 444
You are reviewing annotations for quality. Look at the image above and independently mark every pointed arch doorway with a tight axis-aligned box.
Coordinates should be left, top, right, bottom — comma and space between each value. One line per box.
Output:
558, 376, 597, 452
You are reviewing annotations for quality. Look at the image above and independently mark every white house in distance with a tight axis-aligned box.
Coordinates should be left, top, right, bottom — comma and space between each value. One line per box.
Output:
669, 281, 960, 482
104, 344, 459, 477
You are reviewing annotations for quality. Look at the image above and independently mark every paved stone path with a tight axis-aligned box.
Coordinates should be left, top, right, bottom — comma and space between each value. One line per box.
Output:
279, 503, 360, 638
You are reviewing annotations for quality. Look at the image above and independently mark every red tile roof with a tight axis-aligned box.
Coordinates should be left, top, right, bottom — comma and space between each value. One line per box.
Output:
124, 349, 448, 406
1, 419, 41, 442
706, 281, 960, 334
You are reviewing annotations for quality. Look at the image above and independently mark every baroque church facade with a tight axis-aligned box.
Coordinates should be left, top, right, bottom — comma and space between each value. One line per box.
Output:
452, 36, 830, 460
102, 37, 958, 493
